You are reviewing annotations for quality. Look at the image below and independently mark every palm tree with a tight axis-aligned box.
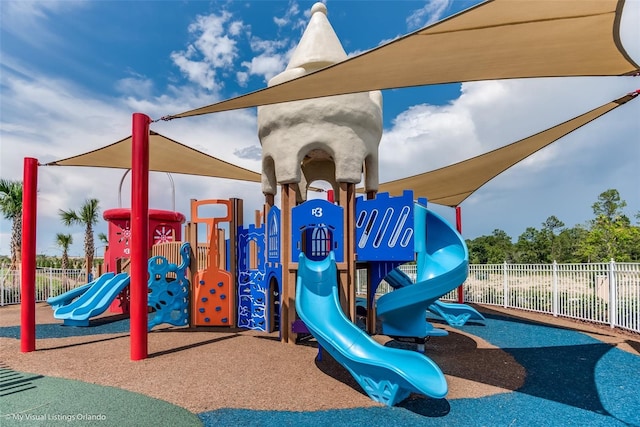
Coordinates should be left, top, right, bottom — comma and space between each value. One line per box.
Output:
59, 199, 101, 277
98, 232, 109, 248
0, 179, 23, 270
55, 233, 73, 270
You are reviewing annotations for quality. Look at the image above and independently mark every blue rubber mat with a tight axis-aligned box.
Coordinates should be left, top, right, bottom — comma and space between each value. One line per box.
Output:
0, 318, 130, 339
2, 308, 637, 426
198, 313, 640, 426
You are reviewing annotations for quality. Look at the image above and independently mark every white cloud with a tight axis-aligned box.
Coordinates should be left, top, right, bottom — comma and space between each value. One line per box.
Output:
170, 50, 220, 91
0, 1, 88, 47
239, 36, 294, 83
168, 6, 299, 90
0, 63, 264, 256
236, 71, 250, 87
379, 95, 478, 180
273, 1, 303, 29
241, 55, 288, 83
378, 77, 639, 240
234, 145, 262, 161
170, 12, 244, 92
2, 0, 639, 258
228, 20, 244, 36
249, 37, 289, 53
114, 76, 154, 98
406, 0, 451, 30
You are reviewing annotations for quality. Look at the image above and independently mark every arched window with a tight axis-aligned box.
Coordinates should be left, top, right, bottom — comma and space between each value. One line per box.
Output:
304, 224, 332, 260
268, 216, 279, 259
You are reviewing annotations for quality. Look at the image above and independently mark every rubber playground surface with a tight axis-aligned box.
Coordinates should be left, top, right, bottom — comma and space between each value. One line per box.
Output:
1, 303, 639, 427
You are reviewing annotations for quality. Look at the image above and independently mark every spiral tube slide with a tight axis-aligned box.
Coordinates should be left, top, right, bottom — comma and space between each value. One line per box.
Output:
376, 205, 469, 338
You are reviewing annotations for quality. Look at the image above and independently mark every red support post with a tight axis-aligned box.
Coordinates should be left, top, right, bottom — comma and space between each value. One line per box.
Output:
327, 189, 334, 203
455, 206, 464, 304
130, 113, 150, 361
20, 157, 38, 352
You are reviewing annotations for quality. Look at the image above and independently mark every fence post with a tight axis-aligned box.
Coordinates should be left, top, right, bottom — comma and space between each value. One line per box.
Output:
552, 261, 558, 317
49, 267, 53, 301
608, 259, 617, 329
503, 261, 508, 308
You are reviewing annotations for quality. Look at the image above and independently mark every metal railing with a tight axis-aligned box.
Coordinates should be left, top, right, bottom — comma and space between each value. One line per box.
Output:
1, 268, 88, 306
356, 261, 640, 334
3, 261, 638, 335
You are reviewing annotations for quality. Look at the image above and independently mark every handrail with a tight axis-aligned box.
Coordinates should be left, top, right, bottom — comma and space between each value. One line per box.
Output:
118, 169, 176, 211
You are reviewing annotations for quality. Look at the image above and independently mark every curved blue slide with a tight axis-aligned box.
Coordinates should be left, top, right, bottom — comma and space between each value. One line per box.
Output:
52, 272, 130, 326
296, 253, 447, 406
376, 204, 471, 339
384, 268, 484, 329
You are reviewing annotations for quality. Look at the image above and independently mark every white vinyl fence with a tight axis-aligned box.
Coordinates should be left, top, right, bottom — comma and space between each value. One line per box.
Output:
0, 268, 88, 306
357, 261, 640, 335
3, 262, 639, 335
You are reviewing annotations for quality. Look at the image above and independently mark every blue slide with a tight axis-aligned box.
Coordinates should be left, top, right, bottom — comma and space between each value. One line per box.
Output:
46, 274, 114, 311
296, 253, 447, 406
376, 204, 471, 339
52, 272, 130, 326
428, 299, 485, 327
384, 268, 484, 329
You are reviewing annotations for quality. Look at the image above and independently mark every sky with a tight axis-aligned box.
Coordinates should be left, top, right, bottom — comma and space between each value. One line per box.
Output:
0, 0, 639, 258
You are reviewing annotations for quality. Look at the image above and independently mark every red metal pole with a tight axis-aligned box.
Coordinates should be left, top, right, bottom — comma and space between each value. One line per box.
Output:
130, 113, 150, 361
21, 157, 38, 352
456, 206, 464, 304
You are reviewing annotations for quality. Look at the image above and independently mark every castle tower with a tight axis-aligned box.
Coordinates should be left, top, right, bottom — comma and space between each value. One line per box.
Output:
257, 3, 383, 342
257, 2, 383, 201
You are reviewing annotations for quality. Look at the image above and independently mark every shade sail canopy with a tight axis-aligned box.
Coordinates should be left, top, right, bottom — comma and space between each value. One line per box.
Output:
166, 0, 639, 119
373, 91, 639, 206
46, 131, 261, 183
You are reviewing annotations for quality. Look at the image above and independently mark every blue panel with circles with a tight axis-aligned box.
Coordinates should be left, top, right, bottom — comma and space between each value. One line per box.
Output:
147, 242, 190, 330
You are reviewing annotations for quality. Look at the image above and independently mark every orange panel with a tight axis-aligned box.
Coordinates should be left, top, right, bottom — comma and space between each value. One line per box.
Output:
193, 268, 233, 326
190, 199, 235, 327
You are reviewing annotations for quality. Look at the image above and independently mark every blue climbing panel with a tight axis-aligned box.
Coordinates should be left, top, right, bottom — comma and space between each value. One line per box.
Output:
292, 199, 343, 262
237, 224, 269, 331
355, 191, 415, 261
265, 206, 282, 332
147, 242, 190, 330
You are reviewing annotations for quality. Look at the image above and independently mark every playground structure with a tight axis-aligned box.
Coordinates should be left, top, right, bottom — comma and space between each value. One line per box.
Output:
43, 157, 487, 406
46, 182, 480, 405
102, 207, 185, 314
18, 0, 640, 409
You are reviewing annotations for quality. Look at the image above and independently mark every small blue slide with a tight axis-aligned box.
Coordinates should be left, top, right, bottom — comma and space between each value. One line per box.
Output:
51, 273, 130, 326
428, 299, 485, 327
46, 274, 113, 310
376, 204, 472, 339
296, 253, 447, 406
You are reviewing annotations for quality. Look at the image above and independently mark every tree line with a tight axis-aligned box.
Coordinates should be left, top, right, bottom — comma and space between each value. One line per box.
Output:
0, 178, 104, 272
2, 179, 638, 267
467, 189, 640, 263
0, 254, 89, 270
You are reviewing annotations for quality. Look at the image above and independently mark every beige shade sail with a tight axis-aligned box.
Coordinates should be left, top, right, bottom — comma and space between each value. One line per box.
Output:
372, 91, 639, 206
46, 131, 261, 183
165, 0, 639, 119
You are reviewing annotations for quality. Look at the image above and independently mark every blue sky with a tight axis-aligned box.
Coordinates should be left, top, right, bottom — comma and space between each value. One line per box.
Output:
1, 0, 639, 257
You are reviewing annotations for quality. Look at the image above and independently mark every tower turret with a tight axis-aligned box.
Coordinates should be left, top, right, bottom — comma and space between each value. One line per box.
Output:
257, 2, 383, 201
